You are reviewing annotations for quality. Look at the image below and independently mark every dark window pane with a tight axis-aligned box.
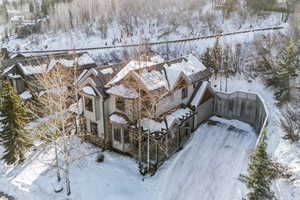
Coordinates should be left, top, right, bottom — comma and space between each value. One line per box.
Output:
116, 97, 125, 111
90, 122, 98, 135
85, 97, 93, 112
114, 128, 121, 142
124, 129, 129, 143
181, 87, 188, 99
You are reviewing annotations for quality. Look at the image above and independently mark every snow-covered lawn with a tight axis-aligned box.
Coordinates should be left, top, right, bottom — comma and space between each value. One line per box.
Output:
0, 117, 257, 200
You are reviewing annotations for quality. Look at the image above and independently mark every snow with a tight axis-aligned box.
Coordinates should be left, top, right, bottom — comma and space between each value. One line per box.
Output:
106, 84, 139, 99
156, 116, 256, 200
109, 114, 128, 124
163, 54, 207, 90
82, 86, 96, 96
69, 98, 83, 115
166, 108, 192, 128
191, 81, 209, 107
137, 69, 167, 91
106, 60, 158, 87
20, 91, 32, 100
141, 108, 192, 132
211, 75, 300, 200
141, 118, 166, 133
2, 65, 15, 75
19, 63, 48, 75
100, 68, 113, 75
0, 117, 257, 200
7, 73, 21, 79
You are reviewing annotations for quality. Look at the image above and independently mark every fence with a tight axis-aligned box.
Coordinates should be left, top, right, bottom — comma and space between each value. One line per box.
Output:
213, 91, 268, 147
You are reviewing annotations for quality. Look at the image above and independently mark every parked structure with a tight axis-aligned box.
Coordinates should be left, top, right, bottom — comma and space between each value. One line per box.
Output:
0, 48, 96, 99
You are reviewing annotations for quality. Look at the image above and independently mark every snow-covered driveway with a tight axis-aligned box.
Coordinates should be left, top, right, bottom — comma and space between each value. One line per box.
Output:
156, 117, 257, 200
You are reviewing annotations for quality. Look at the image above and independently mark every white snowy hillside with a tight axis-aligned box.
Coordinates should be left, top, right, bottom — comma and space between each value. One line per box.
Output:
0, 0, 287, 61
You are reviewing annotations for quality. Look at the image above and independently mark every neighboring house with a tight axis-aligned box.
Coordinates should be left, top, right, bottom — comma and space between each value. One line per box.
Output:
77, 54, 213, 169
0, 49, 97, 100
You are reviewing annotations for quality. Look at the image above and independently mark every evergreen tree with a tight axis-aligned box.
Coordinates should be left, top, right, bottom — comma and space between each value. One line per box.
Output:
0, 81, 32, 165
266, 41, 298, 105
240, 131, 277, 200
201, 48, 214, 70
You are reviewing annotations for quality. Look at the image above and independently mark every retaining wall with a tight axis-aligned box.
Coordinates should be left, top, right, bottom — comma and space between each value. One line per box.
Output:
213, 91, 268, 143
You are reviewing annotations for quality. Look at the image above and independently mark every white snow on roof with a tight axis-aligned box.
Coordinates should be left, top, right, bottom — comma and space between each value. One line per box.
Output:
150, 55, 164, 63
19, 63, 48, 75
100, 68, 114, 75
19, 54, 95, 76
8, 73, 21, 79
141, 108, 192, 132
191, 81, 209, 107
77, 53, 95, 66
164, 66, 184, 90
20, 90, 32, 100
82, 86, 96, 96
69, 98, 83, 114
141, 118, 166, 133
38, 87, 67, 97
109, 114, 128, 124
164, 54, 207, 90
106, 84, 138, 99
166, 108, 192, 128
106, 60, 157, 86
2, 65, 15, 75
137, 69, 168, 91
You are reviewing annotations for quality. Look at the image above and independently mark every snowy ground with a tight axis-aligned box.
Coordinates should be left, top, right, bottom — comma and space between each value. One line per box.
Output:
0, 117, 257, 200
156, 116, 256, 200
211, 76, 300, 200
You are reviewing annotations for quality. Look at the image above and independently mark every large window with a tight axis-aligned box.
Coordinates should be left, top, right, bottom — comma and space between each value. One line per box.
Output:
90, 122, 98, 135
181, 87, 188, 99
113, 127, 122, 142
116, 97, 125, 112
85, 97, 93, 112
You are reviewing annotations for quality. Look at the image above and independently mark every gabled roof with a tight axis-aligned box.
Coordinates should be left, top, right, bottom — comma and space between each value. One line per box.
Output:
190, 81, 214, 107
4, 52, 96, 76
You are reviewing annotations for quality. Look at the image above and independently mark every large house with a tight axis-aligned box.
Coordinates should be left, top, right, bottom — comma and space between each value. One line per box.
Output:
0, 48, 96, 99
77, 54, 214, 170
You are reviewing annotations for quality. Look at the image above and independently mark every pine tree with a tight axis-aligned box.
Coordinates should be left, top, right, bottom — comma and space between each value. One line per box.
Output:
266, 41, 298, 105
0, 81, 32, 165
240, 131, 277, 200
201, 48, 214, 70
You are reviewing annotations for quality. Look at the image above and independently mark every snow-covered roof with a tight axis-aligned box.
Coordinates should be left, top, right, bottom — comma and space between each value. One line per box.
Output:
141, 108, 193, 133
38, 87, 67, 97
106, 84, 138, 99
141, 118, 166, 133
166, 108, 192, 128
136, 69, 168, 91
100, 68, 114, 75
2, 65, 15, 75
109, 114, 128, 124
163, 54, 207, 90
82, 86, 96, 96
18, 53, 95, 76
20, 90, 32, 100
191, 81, 209, 107
106, 60, 158, 86
69, 98, 83, 115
